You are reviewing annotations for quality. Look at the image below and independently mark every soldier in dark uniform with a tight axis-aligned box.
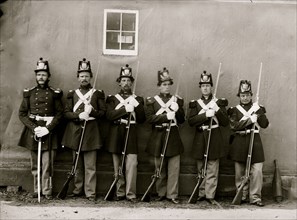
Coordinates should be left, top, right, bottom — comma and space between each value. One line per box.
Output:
188, 71, 229, 204
19, 57, 63, 200
105, 64, 146, 202
145, 68, 185, 204
228, 80, 269, 207
61, 58, 106, 201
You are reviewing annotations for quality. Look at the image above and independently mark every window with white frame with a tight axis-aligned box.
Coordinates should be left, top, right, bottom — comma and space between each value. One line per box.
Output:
103, 9, 139, 56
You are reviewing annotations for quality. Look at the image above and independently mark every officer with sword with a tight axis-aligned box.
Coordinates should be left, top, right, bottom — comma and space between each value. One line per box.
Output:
18, 57, 63, 201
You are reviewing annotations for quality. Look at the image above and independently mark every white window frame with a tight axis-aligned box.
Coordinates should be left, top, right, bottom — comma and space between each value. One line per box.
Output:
103, 9, 139, 56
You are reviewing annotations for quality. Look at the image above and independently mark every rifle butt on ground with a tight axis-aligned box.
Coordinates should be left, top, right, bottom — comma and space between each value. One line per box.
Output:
141, 177, 157, 202
104, 178, 119, 201
57, 175, 73, 200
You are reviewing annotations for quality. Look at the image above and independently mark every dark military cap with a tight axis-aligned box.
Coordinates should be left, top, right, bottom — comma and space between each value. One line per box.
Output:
116, 64, 134, 83
77, 58, 93, 77
35, 57, 50, 76
199, 70, 213, 87
157, 67, 173, 86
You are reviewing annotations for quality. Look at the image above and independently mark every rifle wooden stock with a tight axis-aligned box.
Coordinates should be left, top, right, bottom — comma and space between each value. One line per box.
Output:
56, 173, 74, 200
141, 121, 172, 202
188, 175, 204, 204
57, 121, 87, 199
142, 121, 171, 202
104, 117, 131, 201
232, 176, 249, 205
231, 123, 256, 205
104, 175, 119, 201
141, 174, 157, 202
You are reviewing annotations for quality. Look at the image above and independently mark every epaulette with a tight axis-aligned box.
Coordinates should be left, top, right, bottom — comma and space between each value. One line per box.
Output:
96, 89, 105, 99
50, 87, 63, 98
227, 107, 234, 115
175, 95, 183, 100
23, 87, 35, 98
189, 100, 197, 108
259, 105, 266, 114
67, 90, 74, 98
217, 98, 228, 107
50, 87, 62, 93
106, 95, 113, 103
146, 97, 155, 105
136, 96, 144, 104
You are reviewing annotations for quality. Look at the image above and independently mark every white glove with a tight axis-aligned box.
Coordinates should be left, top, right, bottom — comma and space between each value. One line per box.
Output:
125, 104, 134, 113
250, 114, 258, 123
79, 112, 89, 121
129, 97, 139, 107
252, 102, 260, 111
34, 126, 49, 137
206, 109, 215, 117
170, 102, 179, 112
84, 104, 93, 114
166, 112, 175, 120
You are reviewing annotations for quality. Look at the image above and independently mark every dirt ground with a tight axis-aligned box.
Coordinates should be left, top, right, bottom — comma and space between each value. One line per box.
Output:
0, 187, 296, 220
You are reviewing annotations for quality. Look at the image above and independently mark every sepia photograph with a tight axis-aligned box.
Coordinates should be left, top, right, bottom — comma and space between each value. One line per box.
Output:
0, 0, 296, 219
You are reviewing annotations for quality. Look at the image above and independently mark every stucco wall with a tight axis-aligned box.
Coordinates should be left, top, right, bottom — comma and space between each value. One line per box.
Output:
0, 0, 296, 180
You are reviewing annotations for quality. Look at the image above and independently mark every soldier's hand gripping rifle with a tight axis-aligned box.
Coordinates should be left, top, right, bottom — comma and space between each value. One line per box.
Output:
232, 63, 263, 205
141, 64, 184, 202
104, 62, 140, 201
57, 61, 101, 200
188, 63, 222, 204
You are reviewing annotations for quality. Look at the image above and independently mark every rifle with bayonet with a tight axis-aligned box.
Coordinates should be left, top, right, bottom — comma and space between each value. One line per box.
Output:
57, 61, 101, 200
188, 63, 222, 204
104, 62, 140, 201
232, 62, 263, 205
141, 64, 184, 202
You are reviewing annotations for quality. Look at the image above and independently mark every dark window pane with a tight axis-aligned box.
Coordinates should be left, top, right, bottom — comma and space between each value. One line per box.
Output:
121, 32, 135, 50
106, 32, 120, 49
122, 13, 136, 31
107, 13, 120, 30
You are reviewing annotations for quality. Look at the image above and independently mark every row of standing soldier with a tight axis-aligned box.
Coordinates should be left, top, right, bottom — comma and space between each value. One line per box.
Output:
18, 58, 269, 206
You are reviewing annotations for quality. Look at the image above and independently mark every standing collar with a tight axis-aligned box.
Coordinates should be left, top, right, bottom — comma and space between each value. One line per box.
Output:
240, 101, 253, 107
79, 83, 92, 90
201, 94, 213, 100
159, 93, 171, 98
119, 89, 132, 96
36, 83, 49, 89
